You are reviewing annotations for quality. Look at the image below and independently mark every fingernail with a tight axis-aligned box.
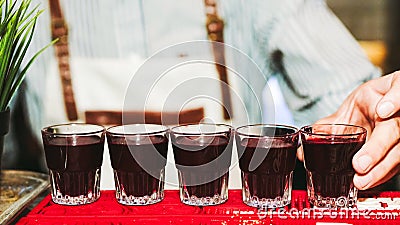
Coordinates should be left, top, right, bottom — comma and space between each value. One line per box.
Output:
377, 101, 395, 118
354, 174, 372, 189
357, 155, 372, 172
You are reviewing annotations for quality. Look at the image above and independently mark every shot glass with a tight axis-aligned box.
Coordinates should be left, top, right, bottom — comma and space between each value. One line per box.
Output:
300, 124, 367, 208
41, 123, 105, 205
170, 123, 233, 206
236, 124, 299, 208
106, 124, 169, 205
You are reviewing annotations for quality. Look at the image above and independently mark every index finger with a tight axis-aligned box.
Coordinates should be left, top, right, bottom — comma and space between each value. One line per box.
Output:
376, 71, 400, 118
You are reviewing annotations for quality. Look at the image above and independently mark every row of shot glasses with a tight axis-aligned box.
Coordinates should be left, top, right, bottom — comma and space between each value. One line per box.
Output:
41, 123, 366, 208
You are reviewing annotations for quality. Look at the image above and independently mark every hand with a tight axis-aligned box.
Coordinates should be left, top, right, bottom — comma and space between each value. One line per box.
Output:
305, 71, 400, 190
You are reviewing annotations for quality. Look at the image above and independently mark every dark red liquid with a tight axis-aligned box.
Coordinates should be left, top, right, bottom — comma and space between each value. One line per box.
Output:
237, 137, 297, 199
43, 136, 104, 197
172, 136, 232, 198
107, 135, 168, 197
302, 138, 365, 197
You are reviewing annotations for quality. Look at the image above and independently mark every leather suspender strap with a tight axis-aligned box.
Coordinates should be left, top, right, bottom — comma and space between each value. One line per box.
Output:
47, 1, 210, 125
47, 0, 204, 126
49, 0, 79, 121
204, 0, 233, 120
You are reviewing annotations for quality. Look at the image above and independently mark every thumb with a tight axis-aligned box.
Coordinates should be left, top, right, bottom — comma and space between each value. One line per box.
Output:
297, 145, 304, 161
376, 72, 400, 119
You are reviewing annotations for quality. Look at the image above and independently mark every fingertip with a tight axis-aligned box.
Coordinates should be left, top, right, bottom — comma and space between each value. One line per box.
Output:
297, 146, 304, 162
357, 155, 372, 172
377, 101, 395, 118
353, 174, 372, 190
353, 175, 363, 190
352, 157, 359, 173
352, 151, 372, 174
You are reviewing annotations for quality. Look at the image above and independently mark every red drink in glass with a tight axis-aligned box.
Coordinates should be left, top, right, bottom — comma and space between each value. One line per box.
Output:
300, 124, 366, 208
42, 124, 105, 205
107, 124, 169, 205
236, 124, 298, 208
171, 124, 233, 206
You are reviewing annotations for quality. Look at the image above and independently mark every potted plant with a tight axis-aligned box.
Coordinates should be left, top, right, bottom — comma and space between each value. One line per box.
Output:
0, 0, 53, 169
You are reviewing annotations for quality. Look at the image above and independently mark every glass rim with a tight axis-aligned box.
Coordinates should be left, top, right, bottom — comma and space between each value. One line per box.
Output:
236, 123, 299, 138
41, 123, 105, 136
106, 123, 169, 136
170, 123, 233, 135
300, 123, 367, 137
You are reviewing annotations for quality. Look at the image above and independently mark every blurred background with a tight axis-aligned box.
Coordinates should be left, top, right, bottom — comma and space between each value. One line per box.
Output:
265, 0, 398, 127
327, 0, 399, 74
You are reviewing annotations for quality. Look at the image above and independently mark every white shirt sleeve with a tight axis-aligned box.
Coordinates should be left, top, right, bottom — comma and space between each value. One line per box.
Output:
253, 0, 381, 126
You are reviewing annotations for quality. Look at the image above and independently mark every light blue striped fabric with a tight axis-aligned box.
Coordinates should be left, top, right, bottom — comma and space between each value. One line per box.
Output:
221, 0, 381, 126
22, 0, 380, 132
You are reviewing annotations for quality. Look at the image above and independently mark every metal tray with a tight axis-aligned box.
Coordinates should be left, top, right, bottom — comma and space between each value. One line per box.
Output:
0, 170, 49, 225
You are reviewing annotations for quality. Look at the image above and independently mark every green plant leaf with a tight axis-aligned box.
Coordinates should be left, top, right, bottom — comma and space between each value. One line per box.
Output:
0, 0, 53, 111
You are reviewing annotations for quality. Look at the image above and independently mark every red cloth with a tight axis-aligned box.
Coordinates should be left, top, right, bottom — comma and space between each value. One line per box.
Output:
16, 190, 400, 224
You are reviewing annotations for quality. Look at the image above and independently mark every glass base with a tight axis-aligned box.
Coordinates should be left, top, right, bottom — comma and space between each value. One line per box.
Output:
114, 169, 165, 205
116, 192, 164, 205
308, 195, 357, 208
178, 170, 228, 206
308, 189, 358, 208
241, 171, 293, 208
49, 169, 101, 205
180, 193, 227, 206
306, 170, 358, 208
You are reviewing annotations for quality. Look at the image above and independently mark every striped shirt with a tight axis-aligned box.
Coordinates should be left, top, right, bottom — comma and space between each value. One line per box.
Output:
23, 0, 380, 131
